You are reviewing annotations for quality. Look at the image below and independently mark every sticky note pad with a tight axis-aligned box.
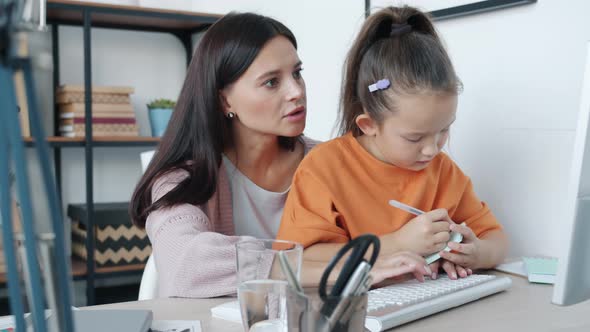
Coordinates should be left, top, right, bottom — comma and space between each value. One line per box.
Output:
522, 257, 558, 284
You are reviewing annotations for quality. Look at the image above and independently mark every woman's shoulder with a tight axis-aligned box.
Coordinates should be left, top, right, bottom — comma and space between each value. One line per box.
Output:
304, 135, 351, 155
300, 135, 322, 153
152, 168, 190, 202
297, 136, 350, 171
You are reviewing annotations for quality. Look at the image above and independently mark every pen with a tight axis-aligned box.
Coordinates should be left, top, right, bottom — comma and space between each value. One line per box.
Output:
388, 199, 464, 265
388, 199, 424, 216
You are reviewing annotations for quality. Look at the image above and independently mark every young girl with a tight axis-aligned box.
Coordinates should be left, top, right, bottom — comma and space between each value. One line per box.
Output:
277, 6, 508, 283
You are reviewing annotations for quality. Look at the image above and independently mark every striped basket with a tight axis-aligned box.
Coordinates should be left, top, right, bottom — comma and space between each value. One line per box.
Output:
68, 202, 151, 268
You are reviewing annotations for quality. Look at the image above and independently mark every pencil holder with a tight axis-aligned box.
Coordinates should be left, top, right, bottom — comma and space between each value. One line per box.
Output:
286, 288, 368, 332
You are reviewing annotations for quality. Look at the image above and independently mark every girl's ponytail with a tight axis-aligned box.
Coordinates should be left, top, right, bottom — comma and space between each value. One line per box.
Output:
338, 6, 460, 136
338, 10, 394, 136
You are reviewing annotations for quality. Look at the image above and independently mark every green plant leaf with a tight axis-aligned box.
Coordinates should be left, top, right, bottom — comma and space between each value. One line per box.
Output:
147, 98, 176, 109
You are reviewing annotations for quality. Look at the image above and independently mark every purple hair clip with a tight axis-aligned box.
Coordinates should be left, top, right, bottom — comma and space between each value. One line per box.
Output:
368, 79, 390, 93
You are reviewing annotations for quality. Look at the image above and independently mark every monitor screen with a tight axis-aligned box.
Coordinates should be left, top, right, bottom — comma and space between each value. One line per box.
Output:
552, 42, 590, 306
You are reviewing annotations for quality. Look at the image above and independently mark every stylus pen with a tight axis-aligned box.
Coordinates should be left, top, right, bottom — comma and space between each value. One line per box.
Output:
389, 199, 463, 266
388, 199, 424, 216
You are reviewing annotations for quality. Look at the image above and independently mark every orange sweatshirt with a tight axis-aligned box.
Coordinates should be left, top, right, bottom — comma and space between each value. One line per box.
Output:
277, 133, 502, 248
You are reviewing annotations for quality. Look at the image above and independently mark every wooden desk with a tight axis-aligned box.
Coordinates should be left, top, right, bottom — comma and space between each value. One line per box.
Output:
84, 273, 590, 331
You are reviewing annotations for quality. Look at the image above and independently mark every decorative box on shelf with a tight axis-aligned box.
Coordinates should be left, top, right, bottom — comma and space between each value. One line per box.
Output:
69, 202, 151, 268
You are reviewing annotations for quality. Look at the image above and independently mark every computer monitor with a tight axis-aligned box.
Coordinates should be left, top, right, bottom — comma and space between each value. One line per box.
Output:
552, 42, 590, 306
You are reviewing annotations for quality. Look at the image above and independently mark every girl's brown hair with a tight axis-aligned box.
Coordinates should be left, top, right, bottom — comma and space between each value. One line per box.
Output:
338, 6, 461, 136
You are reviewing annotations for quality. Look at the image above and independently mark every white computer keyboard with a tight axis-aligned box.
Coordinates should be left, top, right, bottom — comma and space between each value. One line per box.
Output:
365, 274, 512, 331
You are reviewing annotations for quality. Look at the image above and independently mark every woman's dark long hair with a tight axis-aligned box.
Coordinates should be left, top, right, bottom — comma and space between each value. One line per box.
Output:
130, 13, 298, 228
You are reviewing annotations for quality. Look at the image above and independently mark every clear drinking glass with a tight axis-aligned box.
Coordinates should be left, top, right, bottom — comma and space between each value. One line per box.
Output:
238, 279, 289, 332
235, 239, 302, 332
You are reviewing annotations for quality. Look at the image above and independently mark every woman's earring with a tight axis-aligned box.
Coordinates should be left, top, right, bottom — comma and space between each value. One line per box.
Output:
226, 112, 236, 119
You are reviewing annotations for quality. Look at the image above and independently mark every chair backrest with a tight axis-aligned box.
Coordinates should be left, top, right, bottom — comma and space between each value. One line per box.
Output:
138, 254, 158, 300
140, 150, 156, 173
138, 150, 158, 300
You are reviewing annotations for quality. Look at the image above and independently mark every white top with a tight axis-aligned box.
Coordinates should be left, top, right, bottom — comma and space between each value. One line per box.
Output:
222, 155, 289, 239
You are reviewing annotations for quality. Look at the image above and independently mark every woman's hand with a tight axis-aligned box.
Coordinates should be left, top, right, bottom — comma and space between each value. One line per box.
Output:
370, 251, 432, 287
438, 223, 482, 270
388, 209, 452, 256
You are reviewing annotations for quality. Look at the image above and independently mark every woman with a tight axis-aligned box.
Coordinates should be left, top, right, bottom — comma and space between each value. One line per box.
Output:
130, 12, 427, 298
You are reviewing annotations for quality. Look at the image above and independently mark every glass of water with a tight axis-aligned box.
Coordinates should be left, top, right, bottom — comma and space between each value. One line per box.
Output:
238, 279, 289, 332
235, 239, 302, 331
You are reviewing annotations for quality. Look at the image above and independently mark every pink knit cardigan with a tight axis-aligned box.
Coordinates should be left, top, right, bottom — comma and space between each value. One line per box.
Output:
145, 137, 318, 298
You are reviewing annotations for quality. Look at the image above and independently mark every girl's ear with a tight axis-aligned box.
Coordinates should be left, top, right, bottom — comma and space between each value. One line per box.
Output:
355, 112, 378, 136
219, 89, 231, 114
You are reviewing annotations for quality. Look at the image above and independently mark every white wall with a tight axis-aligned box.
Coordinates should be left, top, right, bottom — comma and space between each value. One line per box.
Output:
372, 0, 590, 257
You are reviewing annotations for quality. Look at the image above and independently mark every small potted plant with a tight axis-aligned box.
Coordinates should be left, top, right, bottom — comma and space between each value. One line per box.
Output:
147, 98, 176, 137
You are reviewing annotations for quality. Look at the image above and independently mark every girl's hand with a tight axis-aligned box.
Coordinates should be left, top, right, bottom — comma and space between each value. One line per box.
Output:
438, 223, 482, 270
429, 259, 473, 280
392, 209, 452, 256
370, 251, 432, 287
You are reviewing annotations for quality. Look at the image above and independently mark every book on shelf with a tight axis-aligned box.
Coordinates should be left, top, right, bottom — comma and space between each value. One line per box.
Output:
60, 112, 136, 119
55, 85, 138, 137
59, 123, 140, 137
61, 132, 140, 138
60, 117, 137, 125
57, 85, 135, 95
57, 93, 131, 104
56, 85, 134, 104
59, 102, 135, 114
59, 123, 139, 131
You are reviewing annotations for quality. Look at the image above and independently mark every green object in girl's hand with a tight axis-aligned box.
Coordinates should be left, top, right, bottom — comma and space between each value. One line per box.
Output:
425, 225, 464, 265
